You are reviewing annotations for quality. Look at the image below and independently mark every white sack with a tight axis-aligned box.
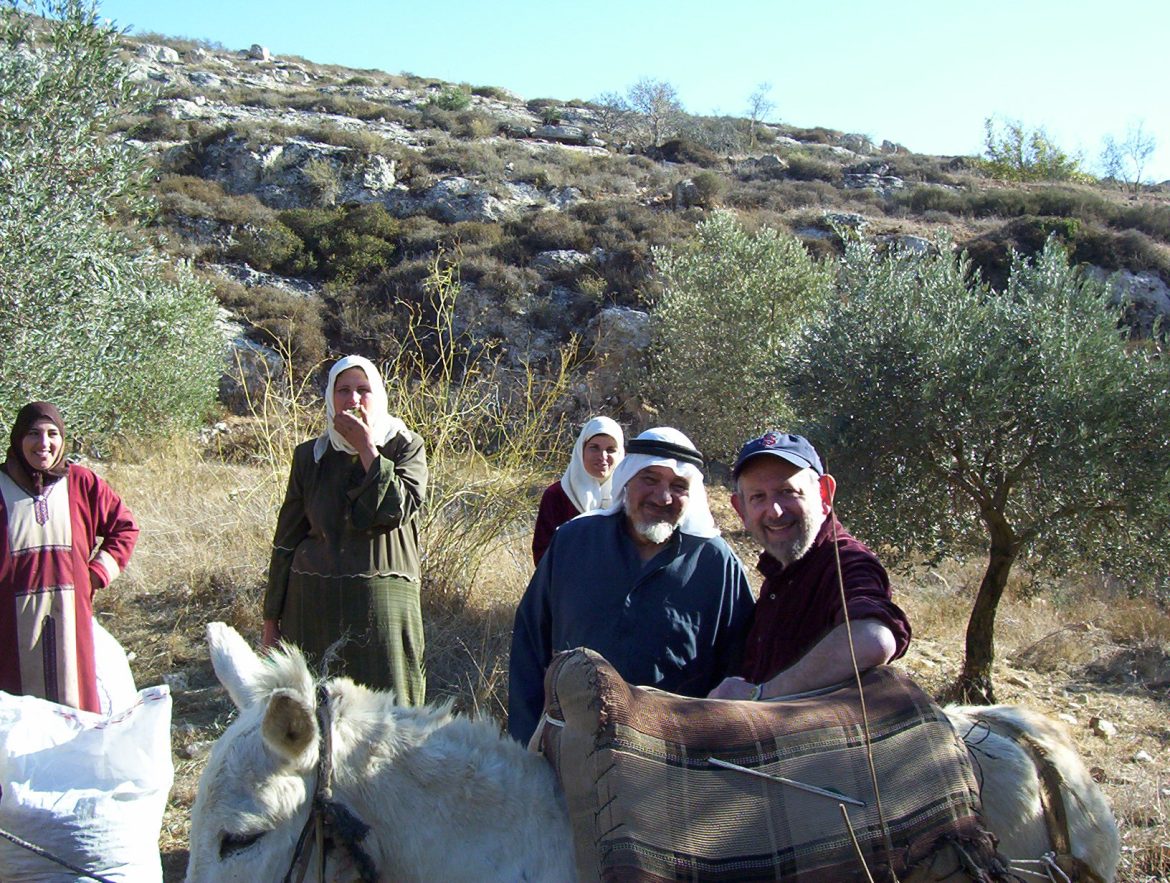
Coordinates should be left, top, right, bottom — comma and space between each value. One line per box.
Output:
0, 685, 173, 882
93, 618, 138, 716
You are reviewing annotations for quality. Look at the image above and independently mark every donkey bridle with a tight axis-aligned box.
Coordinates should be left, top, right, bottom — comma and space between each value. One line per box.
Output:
282, 683, 378, 883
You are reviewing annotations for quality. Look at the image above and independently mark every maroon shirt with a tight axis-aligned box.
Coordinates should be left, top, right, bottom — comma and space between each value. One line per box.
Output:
737, 514, 911, 683
531, 481, 581, 565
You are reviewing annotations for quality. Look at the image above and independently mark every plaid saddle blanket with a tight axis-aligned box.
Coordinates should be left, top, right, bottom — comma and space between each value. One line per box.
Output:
538, 649, 1006, 882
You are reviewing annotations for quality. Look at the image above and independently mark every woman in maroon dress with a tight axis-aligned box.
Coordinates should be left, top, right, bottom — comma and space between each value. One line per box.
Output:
0, 402, 138, 712
531, 416, 624, 565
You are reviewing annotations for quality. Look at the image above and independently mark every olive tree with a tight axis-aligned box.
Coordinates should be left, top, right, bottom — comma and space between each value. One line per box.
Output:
648, 211, 833, 462
0, 0, 222, 449
789, 235, 1170, 701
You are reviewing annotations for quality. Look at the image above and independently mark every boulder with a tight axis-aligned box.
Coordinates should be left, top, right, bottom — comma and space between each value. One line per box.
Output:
531, 250, 593, 277
671, 178, 701, 209
136, 43, 180, 64
531, 124, 588, 145
187, 70, 222, 90
247, 44, 271, 62
1096, 268, 1170, 337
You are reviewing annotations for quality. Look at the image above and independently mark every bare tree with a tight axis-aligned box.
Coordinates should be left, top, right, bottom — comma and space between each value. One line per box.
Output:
746, 81, 775, 149
591, 90, 633, 139
626, 77, 684, 147
1100, 120, 1157, 196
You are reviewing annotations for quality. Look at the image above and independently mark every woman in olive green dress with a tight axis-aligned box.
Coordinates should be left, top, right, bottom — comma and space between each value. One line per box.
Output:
262, 355, 428, 705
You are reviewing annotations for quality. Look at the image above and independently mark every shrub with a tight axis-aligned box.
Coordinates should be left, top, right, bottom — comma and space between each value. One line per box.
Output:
647, 211, 834, 461
428, 85, 472, 112
689, 170, 725, 206
279, 203, 400, 285
784, 152, 841, 183
0, 0, 222, 450
471, 85, 511, 100
214, 279, 328, 374
512, 211, 591, 253
647, 137, 720, 167
229, 220, 314, 275
980, 117, 1084, 182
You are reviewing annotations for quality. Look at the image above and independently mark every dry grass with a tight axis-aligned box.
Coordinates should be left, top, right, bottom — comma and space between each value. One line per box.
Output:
91, 453, 1169, 881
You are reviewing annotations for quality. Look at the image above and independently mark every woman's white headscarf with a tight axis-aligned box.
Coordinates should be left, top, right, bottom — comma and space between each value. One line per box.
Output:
313, 355, 411, 462
594, 426, 719, 538
560, 416, 624, 513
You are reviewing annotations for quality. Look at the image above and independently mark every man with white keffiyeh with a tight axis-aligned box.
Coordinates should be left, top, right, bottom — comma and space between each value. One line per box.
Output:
507, 427, 754, 744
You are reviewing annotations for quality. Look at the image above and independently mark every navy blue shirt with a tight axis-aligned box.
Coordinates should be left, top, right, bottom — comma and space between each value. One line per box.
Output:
508, 511, 754, 743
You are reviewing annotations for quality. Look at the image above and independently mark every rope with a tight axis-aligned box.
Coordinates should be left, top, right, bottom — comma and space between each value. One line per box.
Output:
830, 512, 899, 880
0, 825, 117, 883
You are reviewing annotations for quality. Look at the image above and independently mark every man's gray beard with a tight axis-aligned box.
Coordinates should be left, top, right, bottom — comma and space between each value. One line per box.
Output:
766, 510, 825, 567
634, 519, 675, 545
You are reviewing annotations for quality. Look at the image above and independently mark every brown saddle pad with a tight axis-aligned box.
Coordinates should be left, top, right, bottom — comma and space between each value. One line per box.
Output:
538, 649, 1002, 882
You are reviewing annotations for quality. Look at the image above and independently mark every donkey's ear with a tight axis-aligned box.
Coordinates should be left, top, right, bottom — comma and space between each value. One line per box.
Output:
262, 688, 318, 761
207, 621, 265, 710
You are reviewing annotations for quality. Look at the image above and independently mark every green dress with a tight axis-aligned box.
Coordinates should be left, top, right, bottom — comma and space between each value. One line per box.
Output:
264, 431, 428, 705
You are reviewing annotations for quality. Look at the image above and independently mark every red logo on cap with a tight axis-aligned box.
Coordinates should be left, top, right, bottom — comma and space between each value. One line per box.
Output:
762, 432, 778, 447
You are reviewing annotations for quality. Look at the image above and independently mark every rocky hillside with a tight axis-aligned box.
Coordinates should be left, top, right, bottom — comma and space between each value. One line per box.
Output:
118, 34, 1170, 412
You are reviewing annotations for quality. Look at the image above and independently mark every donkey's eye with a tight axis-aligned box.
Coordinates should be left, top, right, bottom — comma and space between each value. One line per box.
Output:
219, 829, 263, 859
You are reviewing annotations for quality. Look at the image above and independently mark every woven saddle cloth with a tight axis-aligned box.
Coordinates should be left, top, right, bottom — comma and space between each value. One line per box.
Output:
538, 649, 1005, 882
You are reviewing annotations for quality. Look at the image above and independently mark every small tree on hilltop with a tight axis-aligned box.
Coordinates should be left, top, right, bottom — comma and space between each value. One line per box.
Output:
0, 0, 221, 449
1100, 120, 1157, 197
648, 211, 833, 462
982, 116, 1083, 182
626, 77, 685, 148
746, 81, 775, 149
789, 235, 1170, 702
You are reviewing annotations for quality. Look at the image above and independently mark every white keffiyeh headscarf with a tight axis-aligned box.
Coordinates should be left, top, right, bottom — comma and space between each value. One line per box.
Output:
313, 355, 411, 462
593, 426, 719, 539
560, 416, 625, 514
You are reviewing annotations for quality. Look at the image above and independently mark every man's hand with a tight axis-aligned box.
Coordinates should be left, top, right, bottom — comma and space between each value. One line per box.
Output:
707, 676, 760, 700
261, 619, 281, 650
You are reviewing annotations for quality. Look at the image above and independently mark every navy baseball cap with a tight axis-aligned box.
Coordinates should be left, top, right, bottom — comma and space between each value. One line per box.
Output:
732, 431, 824, 479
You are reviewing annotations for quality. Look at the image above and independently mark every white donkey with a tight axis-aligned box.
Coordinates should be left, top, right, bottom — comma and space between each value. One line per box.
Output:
187, 623, 1120, 882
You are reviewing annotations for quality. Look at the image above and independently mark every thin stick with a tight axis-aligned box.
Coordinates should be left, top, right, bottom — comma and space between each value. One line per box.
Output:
839, 804, 876, 883
0, 826, 116, 883
831, 514, 899, 877
707, 756, 866, 807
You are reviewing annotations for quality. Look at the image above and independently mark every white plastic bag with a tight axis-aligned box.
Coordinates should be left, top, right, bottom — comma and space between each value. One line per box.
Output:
0, 685, 173, 882
93, 618, 138, 716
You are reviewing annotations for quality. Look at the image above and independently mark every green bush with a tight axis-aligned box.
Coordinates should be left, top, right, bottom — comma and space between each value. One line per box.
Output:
980, 117, 1084, 183
278, 203, 399, 285
647, 210, 834, 461
229, 220, 314, 275
428, 85, 472, 112
689, 170, 725, 206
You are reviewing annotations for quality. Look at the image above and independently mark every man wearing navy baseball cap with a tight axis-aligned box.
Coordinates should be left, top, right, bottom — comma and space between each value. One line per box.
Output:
708, 431, 911, 701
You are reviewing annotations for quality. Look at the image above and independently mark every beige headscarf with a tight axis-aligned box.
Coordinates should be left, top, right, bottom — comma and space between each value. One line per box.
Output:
560, 416, 624, 513
593, 426, 719, 539
313, 355, 410, 462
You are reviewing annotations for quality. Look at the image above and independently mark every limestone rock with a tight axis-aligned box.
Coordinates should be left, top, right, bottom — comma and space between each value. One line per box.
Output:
136, 43, 180, 64
1096, 268, 1170, 337
531, 250, 593, 277
1089, 716, 1117, 739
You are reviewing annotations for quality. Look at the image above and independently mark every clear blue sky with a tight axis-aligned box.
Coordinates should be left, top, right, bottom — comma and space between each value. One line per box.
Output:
98, 0, 1170, 181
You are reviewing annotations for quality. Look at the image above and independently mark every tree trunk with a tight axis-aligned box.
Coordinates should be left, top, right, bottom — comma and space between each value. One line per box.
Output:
951, 526, 1018, 704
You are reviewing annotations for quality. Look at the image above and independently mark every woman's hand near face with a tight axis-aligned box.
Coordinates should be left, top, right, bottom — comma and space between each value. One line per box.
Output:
334, 405, 379, 469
